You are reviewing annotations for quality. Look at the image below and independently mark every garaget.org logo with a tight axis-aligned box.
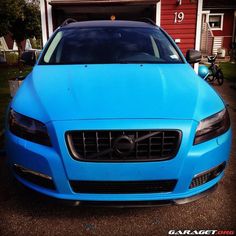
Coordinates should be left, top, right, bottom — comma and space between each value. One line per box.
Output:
168, 230, 235, 235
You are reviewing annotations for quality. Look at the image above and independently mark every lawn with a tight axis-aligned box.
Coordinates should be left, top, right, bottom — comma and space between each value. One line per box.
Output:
0, 65, 32, 141
220, 62, 236, 82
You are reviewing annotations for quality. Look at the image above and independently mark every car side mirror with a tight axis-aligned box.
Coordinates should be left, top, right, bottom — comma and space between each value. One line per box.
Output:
21, 51, 36, 66
186, 49, 201, 64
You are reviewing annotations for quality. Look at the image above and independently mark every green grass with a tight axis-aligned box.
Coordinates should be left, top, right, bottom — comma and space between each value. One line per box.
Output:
220, 62, 236, 82
0, 65, 32, 134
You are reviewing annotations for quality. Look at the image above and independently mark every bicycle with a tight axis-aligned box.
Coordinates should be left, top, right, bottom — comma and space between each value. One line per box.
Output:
205, 55, 224, 86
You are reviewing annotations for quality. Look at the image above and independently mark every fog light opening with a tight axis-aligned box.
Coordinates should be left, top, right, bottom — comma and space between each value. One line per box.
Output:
13, 164, 55, 190
189, 162, 226, 189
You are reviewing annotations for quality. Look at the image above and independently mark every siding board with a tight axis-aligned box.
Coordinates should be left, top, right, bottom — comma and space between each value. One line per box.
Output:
161, 0, 198, 55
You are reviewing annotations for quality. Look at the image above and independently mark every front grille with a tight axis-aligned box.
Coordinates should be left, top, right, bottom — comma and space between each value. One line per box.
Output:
70, 180, 177, 194
189, 162, 226, 189
66, 130, 181, 162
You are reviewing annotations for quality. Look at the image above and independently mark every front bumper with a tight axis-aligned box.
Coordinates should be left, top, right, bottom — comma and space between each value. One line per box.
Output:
5, 118, 232, 203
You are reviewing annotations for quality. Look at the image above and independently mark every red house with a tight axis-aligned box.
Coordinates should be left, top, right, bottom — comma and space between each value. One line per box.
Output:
40, 0, 236, 59
2, 35, 27, 51
201, 0, 236, 56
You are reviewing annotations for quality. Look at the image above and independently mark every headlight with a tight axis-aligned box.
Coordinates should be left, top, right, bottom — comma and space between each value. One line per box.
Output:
194, 108, 230, 145
8, 109, 51, 146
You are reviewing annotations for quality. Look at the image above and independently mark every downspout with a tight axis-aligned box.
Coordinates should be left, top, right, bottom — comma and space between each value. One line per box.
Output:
194, 0, 203, 73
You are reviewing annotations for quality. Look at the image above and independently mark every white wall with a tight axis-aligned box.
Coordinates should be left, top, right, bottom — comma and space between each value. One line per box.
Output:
156, 1, 161, 26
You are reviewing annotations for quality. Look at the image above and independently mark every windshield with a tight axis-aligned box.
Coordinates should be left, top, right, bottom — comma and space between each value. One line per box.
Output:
39, 27, 183, 65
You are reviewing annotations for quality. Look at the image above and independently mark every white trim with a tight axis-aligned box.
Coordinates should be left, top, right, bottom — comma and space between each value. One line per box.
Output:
13, 41, 18, 50
202, 10, 210, 22
194, 0, 203, 73
202, 10, 210, 28
208, 13, 224, 31
202, 10, 210, 14
40, 0, 47, 46
47, 1, 54, 37
0, 37, 9, 51
156, 1, 161, 26
195, 0, 203, 51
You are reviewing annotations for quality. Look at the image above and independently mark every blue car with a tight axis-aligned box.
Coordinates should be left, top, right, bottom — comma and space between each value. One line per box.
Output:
5, 20, 232, 206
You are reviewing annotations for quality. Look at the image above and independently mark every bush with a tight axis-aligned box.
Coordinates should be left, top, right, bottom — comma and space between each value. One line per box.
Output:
30, 38, 42, 49
220, 62, 236, 82
5, 52, 18, 65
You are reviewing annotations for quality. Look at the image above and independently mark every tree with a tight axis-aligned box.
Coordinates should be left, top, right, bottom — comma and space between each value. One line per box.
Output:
0, 0, 41, 65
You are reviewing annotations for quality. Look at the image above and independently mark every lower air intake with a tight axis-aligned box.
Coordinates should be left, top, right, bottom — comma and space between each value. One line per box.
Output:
70, 180, 177, 194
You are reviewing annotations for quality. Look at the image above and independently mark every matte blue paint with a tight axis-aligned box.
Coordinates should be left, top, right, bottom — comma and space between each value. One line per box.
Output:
5, 125, 232, 200
12, 64, 224, 123
5, 24, 232, 202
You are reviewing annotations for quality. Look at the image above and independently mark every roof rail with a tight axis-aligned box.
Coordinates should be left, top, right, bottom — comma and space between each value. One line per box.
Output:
138, 18, 156, 26
60, 18, 77, 27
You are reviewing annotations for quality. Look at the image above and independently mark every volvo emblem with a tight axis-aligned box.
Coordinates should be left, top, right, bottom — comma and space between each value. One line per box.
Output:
113, 135, 135, 156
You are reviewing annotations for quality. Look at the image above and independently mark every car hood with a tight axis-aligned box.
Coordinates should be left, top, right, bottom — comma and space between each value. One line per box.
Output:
12, 64, 224, 122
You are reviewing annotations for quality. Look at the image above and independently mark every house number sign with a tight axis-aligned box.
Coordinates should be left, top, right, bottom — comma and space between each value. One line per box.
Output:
174, 12, 185, 23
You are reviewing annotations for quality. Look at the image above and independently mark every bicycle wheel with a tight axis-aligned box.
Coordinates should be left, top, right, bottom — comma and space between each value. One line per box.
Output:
216, 69, 224, 86
206, 75, 214, 82
207, 66, 214, 82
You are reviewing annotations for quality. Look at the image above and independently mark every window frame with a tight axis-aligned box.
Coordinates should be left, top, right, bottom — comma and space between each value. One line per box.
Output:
208, 13, 224, 31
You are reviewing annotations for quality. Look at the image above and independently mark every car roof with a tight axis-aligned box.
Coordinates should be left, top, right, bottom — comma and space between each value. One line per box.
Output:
62, 20, 158, 29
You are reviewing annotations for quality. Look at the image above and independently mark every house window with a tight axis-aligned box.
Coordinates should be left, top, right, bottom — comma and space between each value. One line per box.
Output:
209, 14, 224, 30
